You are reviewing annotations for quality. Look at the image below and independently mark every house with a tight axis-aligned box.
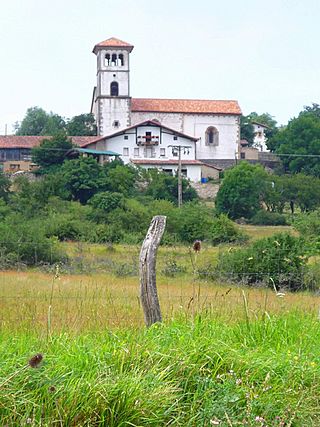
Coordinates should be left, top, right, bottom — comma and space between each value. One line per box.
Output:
90, 37, 242, 169
0, 136, 98, 172
81, 119, 221, 181
251, 121, 269, 152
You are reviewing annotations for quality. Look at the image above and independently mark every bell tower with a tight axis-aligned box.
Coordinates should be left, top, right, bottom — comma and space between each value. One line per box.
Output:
92, 37, 134, 136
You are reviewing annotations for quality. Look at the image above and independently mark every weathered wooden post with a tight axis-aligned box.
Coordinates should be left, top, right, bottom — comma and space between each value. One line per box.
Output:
139, 215, 166, 327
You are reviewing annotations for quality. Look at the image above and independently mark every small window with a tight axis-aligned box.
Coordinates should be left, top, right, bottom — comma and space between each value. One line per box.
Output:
160, 148, 166, 157
123, 147, 129, 156
110, 81, 119, 96
172, 149, 178, 157
124, 135, 128, 140
181, 169, 187, 177
105, 53, 111, 66
134, 148, 139, 157
240, 152, 246, 159
113, 120, 120, 128
173, 136, 178, 141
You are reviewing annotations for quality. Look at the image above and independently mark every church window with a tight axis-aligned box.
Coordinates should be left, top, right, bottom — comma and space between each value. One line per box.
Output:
105, 53, 110, 66
160, 148, 166, 157
110, 81, 119, 96
111, 53, 117, 66
113, 120, 120, 127
118, 54, 124, 66
134, 148, 139, 157
173, 136, 178, 140
124, 135, 128, 140
205, 127, 219, 146
123, 147, 129, 156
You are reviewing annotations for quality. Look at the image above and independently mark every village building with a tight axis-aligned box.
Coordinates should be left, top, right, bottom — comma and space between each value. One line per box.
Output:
89, 37, 242, 174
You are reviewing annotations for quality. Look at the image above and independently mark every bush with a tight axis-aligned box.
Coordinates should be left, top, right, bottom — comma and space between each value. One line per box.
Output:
205, 233, 308, 291
250, 210, 288, 226
167, 202, 214, 243
210, 214, 248, 245
294, 210, 320, 254
0, 219, 66, 266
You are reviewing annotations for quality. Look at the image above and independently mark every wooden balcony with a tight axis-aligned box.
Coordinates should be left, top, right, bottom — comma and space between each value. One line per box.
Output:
136, 135, 159, 146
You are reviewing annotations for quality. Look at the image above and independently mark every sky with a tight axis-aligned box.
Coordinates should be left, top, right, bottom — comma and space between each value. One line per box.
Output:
0, 0, 319, 134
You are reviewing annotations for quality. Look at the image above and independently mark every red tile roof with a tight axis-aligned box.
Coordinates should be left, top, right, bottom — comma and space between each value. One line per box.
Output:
131, 98, 241, 115
131, 160, 203, 166
0, 136, 98, 149
93, 37, 134, 53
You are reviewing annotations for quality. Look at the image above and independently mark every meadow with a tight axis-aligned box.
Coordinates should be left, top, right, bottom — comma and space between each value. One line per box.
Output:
1, 225, 320, 426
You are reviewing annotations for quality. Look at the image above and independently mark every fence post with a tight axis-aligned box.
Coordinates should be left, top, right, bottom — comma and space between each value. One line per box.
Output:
139, 215, 166, 327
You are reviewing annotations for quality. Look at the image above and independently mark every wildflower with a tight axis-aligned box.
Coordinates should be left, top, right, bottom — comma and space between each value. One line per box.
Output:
255, 416, 265, 422
28, 353, 43, 368
210, 419, 220, 425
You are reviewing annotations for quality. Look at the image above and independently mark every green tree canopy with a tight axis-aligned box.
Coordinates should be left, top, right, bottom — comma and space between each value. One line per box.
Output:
60, 157, 104, 204
215, 162, 268, 219
270, 104, 320, 176
240, 112, 278, 146
31, 132, 73, 172
145, 170, 198, 205
16, 107, 66, 136
66, 113, 97, 136
16, 107, 97, 137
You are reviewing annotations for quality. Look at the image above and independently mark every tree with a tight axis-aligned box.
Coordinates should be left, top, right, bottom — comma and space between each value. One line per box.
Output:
66, 113, 97, 136
31, 132, 73, 172
240, 112, 278, 147
270, 104, 320, 176
215, 162, 268, 219
145, 170, 198, 204
16, 107, 65, 135
0, 171, 11, 201
60, 157, 103, 204
240, 115, 255, 145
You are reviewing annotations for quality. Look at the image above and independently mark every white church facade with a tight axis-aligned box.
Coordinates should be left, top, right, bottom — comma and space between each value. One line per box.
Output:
88, 37, 242, 180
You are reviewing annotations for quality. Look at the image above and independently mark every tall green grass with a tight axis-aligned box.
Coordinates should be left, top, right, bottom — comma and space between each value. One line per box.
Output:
1, 312, 320, 425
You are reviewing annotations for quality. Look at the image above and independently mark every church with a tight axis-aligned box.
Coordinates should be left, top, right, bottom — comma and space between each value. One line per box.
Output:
87, 37, 242, 180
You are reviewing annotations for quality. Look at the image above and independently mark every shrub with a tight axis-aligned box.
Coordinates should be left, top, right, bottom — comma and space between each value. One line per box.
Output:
161, 259, 187, 277
250, 210, 287, 226
210, 214, 248, 245
208, 233, 308, 291
167, 202, 214, 243
0, 219, 66, 266
294, 210, 320, 254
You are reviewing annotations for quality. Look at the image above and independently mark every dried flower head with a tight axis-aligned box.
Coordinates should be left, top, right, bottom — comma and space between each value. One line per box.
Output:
48, 385, 56, 393
28, 353, 43, 368
193, 240, 201, 252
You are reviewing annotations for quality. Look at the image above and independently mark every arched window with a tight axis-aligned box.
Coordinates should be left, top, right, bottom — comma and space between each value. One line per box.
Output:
118, 54, 124, 66
105, 53, 110, 66
205, 127, 219, 146
110, 81, 119, 96
111, 53, 117, 66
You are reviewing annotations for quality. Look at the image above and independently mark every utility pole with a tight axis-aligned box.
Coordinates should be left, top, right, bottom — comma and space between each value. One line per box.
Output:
169, 145, 191, 208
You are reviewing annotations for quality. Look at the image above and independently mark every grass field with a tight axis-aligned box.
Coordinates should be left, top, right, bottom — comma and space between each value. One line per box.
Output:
1, 224, 320, 425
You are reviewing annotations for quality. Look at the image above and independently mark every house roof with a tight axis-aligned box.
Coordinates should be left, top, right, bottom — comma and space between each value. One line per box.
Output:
0, 135, 98, 149
131, 160, 203, 166
80, 120, 199, 147
93, 37, 134, 53
251, 121, 270, 129
74, 148, 120, 156
131, 98, 242, 115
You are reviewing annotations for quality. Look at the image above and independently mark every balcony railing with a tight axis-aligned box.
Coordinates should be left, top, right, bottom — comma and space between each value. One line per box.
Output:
136, 135, 159, 146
